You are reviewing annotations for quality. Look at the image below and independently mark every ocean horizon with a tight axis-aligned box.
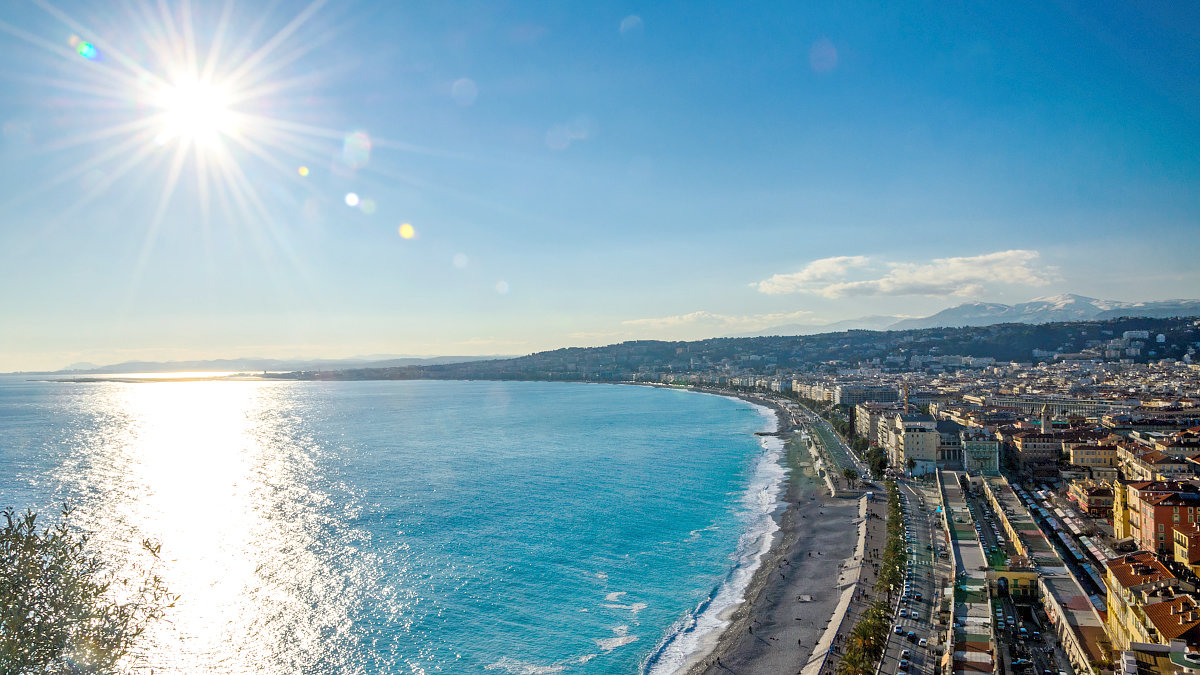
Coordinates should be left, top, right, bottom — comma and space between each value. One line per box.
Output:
0, 377, 784, 674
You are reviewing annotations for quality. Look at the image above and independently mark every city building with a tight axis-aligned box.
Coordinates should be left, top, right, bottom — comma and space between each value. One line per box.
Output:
960, 429, 1000, 475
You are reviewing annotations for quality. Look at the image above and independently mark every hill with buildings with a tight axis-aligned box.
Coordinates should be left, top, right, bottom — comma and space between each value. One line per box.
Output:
284, 316, 1200, 383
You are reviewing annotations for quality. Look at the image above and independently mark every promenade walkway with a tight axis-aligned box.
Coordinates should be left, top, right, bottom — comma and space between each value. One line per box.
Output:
807, 495, 885, 675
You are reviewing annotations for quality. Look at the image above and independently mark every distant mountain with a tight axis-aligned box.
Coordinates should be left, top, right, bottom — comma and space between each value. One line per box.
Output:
888, 294, 1200, 330
735, 315, 902, 337
741, 294, 1200, 336
45, 355, 508, 375
1094, 300, 1200, 320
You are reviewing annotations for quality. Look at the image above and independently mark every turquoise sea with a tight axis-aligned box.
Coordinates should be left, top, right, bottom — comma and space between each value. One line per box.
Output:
0, 377, 784, 674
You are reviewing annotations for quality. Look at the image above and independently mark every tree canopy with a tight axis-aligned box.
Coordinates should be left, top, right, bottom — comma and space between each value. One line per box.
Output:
0, 506, 173, 674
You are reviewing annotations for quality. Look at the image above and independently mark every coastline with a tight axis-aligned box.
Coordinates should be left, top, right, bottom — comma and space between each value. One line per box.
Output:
636, 385, 862, 675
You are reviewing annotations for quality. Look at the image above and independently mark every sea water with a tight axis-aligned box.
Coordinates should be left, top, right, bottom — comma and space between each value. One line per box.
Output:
0, 377, 783, 674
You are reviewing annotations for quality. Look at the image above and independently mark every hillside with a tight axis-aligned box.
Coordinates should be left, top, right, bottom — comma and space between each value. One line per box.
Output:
282, 316, 1200, 382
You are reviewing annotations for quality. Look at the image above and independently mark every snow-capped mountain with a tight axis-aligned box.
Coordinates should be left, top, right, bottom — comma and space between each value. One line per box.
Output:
887, 294, 1200, 330
743, 295, 1200, 337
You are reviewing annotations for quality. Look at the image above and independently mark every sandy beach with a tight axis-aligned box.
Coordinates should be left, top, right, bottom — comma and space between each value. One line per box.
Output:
677, 389, 865, 675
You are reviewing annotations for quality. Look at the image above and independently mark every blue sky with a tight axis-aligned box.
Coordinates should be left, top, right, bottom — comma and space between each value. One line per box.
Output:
1, 1, 1198, 370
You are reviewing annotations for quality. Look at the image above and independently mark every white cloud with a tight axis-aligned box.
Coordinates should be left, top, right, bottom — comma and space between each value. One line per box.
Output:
622, 310, 813, 332
753, 255, 869, 295
756, 250, 1055, 298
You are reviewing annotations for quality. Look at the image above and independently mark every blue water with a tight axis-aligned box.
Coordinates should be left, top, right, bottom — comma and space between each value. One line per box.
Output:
0, 378, 782, 674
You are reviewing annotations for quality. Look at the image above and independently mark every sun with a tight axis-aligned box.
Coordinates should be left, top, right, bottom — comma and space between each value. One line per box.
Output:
153, 77, 237, 146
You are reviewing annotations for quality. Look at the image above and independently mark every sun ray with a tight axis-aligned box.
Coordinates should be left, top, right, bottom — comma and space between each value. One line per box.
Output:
194, 140, 211, 225
224, 132, 311, 183
33, 0, 166, 88
178, 0, 201, 79
39, 117, 160, 154
199, 0, 236, 83
229, 64, 351, 105
6, 73, 142, 106
124, 136, 192, 310
154, 0, 188, 73
225, 14, 347, 93
0, 130, 155, 213
150, 137, 194, 232
224, 0, 327, 86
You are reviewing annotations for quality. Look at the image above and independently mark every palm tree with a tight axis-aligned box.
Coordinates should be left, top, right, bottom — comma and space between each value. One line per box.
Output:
836, 648, 872, 675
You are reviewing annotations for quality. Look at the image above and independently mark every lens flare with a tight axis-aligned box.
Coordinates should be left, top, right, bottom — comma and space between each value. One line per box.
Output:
398, 223, 415, 239
76, 41, 98, 60
344, 192, 360, 207
297, 166, 309, 177
342, 131, 371, 169
451, 78, 478, 106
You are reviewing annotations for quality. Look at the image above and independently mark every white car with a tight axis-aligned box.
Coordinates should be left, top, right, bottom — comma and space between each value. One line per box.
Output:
919, 637, 929, 648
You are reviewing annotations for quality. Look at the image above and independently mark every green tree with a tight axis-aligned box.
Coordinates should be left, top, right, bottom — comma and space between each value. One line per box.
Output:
842, 467, 858, 489
1, 506, 174, 674
836, 646, 873, 675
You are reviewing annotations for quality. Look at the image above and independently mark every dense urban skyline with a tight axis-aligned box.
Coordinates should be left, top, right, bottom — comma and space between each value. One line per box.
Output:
1, 1, 1198, 371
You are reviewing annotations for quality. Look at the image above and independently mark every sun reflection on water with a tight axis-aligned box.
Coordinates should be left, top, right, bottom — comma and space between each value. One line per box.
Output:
58, 381, 398, 673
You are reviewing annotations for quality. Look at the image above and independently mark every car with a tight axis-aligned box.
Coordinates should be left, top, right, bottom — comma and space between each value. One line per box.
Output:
901, 649, 911, 659
906, 631, 917, 642
895, 624, 905, 634
918, 638, 928, 648
1012, 659, 1031, 667
898, 660, 909, 671
914, 592, 922, 601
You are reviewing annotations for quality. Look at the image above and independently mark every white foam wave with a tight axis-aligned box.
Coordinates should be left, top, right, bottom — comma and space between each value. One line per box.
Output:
685, 524, 718, 542
597, 635, 639, 651
484, 657, 566, 674
642, 398, 787, 675
605, 591, 626, 602
604, 602, 647, 613
486, 649, 607, 674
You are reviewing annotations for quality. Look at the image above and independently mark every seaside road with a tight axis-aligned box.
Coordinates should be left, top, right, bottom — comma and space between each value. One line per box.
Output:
690, 489, 861, 675
878, 480, 942, 675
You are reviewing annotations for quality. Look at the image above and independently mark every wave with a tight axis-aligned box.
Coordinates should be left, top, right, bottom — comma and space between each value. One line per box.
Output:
641, 400, 787, 674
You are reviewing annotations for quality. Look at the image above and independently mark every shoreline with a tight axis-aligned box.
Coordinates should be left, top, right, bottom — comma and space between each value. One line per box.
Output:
638, 385, 862, 675
637, 384, 793, 674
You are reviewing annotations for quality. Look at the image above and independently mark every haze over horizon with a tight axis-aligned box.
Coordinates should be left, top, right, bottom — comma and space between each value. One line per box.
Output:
2, 1, 1198, 372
